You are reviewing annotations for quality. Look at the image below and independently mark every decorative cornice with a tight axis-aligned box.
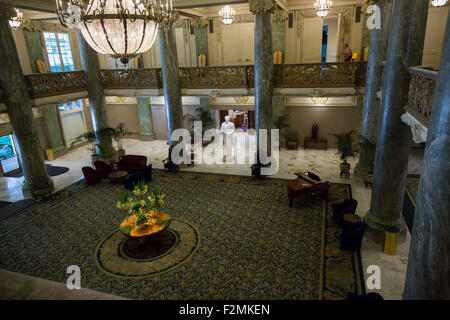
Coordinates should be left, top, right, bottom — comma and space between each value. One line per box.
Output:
249, 0, 277, 14
272, 8, 289, 23
401, 112, 428, 144
22, 20, 71, 33
190, 17, 209, 28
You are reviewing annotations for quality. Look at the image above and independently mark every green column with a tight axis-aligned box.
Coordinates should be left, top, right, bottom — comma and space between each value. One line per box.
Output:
137, 97, 154, 141
0, 5, 52, 196
40, 104, 67, 157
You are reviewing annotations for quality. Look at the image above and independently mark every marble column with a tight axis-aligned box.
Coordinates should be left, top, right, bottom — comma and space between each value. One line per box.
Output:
364, 0, 429, 235
355, 0, 393, 177
0, 6, 52, 195
78, 32, 115, 160
159, 26, 183, 147
403, 16, 450, 300
250, 0, 276, 159
40, 104, 67, 158
136, 97, 154, 141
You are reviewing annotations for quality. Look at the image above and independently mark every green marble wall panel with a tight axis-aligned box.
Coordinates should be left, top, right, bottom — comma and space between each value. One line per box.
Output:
40, 105, 67, 158
137, 97, 154, 140
23, 30, 46, 73
272, 21, 286, 59
194, 27, 209, 65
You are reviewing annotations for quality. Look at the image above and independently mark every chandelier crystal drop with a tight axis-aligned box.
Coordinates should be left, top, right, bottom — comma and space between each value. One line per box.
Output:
219, 5, 235, 25
314, 0, 333, 18
56, 1, 178, 65
430, 0, 448, 7
9, 8, 24, 30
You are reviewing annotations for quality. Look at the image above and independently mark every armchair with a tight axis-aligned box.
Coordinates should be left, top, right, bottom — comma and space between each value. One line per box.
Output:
82, 167, 102, 186
285, 129, 299, 150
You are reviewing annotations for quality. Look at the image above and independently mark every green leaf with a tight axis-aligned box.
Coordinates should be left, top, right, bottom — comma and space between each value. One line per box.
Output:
120, 226, 132, 235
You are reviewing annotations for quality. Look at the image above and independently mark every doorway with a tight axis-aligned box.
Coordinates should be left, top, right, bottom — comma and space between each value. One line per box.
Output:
0, 134, 20, 175
219, 110, 255, 131
322, 25, 328, 62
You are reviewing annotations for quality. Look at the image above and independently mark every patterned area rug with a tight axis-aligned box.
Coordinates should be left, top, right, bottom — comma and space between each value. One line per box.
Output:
0, 169, 364, 299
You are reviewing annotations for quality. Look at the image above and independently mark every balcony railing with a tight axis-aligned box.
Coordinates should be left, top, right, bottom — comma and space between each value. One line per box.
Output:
102, 68, 162, 89
404, 67, 437, 127
0, 62, 368, 103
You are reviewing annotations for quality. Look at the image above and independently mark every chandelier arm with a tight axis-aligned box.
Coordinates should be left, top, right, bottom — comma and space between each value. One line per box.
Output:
98, 18, 120, 56
131, 20, 149, 55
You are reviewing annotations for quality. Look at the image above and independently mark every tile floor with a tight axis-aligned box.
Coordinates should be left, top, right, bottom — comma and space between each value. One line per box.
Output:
0, 135, 423, 300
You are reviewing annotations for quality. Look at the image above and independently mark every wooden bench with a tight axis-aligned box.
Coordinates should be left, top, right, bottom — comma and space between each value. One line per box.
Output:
304, 137, 328, 150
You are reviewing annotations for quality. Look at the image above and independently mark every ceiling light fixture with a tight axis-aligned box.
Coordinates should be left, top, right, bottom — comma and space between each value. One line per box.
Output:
55, 1, 178, 65
430, 0, 448, 7
219, 5, 235, 25
311, 97, 328, 105
314, 0, 333, 18
234, 96, 249, 104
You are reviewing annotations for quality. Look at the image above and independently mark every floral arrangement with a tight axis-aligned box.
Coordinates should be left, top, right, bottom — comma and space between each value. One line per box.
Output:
117, 181, 170, 237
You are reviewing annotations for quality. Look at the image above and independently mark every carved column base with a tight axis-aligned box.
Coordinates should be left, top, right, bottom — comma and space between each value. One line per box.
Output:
23, 176, 54, 197
354, 139, 376, 177
363, 210, 408, 241
401, 112, 428, 144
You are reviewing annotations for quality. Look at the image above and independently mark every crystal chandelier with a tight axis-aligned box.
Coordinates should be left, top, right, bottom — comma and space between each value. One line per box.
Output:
311, 97, 328, 105
430, 0, 448, 7
219, 5, 235, 25
56, 1, 178, 65
9, 8, 24, 30
314, 0, 333, 18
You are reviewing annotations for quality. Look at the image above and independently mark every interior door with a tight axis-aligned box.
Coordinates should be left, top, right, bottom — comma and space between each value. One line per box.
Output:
302, 17, 324, 63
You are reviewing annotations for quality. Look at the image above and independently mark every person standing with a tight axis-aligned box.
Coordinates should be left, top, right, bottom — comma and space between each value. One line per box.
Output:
344, 43, 353, 61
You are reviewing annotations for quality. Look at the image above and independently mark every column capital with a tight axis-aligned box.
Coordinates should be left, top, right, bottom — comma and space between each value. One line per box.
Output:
249, 0, 277, 14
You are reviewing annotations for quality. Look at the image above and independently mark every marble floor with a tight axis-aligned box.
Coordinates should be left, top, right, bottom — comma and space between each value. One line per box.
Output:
0, 136, 423, 300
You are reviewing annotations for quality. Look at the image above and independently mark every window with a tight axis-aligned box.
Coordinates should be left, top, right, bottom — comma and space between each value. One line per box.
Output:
59, 99, 83, 114
43, 32, 75, 72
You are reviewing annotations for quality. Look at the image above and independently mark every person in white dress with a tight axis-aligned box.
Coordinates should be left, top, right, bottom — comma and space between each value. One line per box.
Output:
221, 116, 235, 162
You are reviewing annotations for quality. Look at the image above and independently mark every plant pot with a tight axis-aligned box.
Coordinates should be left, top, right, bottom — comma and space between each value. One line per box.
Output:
91, 154, 100, 164
340, 162, 351, 179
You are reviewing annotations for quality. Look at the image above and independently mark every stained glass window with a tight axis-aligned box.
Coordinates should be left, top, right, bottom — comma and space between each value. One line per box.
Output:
58, 104, 65, 112
43, 32, 75, 72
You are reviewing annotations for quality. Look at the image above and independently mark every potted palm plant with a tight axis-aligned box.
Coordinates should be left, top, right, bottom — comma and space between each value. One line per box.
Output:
184, 108, 216, 146
102, 123, 131, 158
331, 130, 359, 178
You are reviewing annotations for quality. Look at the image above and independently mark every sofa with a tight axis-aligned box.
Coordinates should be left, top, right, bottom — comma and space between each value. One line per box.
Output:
82, 167, 102, 186
124, 164, 152, 190
117, 155, 147, 173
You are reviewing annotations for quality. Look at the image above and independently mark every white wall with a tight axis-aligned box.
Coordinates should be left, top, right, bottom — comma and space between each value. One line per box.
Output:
423, 6, 449, 70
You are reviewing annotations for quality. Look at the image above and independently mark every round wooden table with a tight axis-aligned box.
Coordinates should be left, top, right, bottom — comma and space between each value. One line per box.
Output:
108, 170, 127, 183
